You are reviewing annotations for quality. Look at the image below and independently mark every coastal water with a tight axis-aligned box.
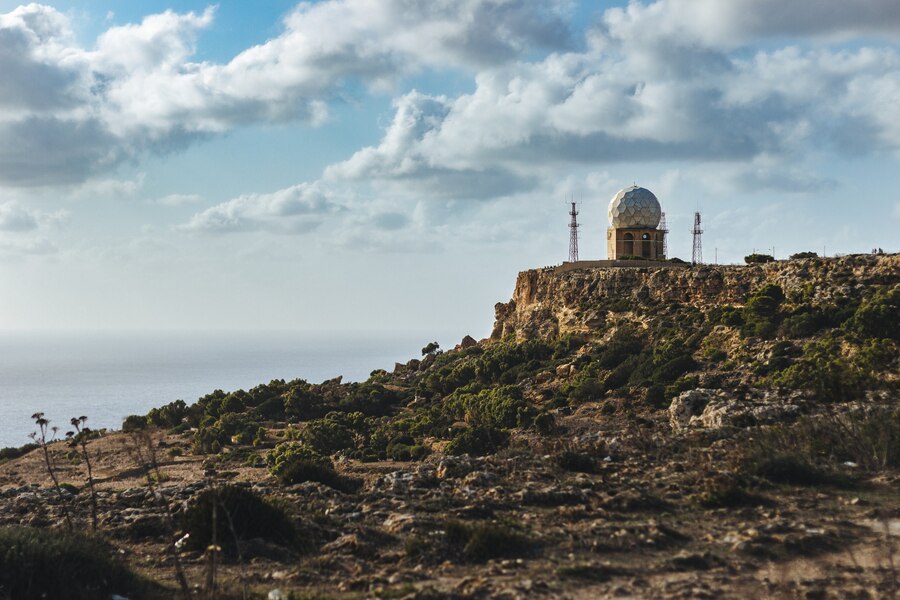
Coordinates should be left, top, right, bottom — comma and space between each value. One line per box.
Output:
0, 331, 443, 449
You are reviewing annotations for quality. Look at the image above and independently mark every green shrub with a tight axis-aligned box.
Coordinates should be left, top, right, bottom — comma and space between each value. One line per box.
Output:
568, 377, 605, 403
0, 527, 146, 600
445, 425, 509, 456
299, 411, 365, 455
769, 334, 865, 401
0, 443, 38, 462
789, 251, 818, 260
121, 414, 148, 432
533, 412, 556, 435
265, 442, 350, 490
744, 253, 774, 264
146, 399, 189, 428
180, 485, 302, 555
455, 385, 535, 429
643, 384, 666, 407
844, 287, 899, 341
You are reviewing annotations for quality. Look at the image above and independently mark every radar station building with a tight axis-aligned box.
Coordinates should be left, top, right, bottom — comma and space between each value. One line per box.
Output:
606, 185, 666, 260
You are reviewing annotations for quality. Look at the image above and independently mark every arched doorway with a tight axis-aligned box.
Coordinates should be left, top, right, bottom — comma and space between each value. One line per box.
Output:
641, 233, 651, 257
623, 232, 634, 255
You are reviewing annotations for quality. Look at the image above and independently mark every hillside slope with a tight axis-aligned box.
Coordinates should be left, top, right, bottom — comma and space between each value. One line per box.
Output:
0, 254, 897, 599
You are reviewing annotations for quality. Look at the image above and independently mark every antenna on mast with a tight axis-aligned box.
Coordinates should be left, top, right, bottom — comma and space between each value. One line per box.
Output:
691, 211, 703, 265
659, 211, 669, 259
568, 198, 579, 263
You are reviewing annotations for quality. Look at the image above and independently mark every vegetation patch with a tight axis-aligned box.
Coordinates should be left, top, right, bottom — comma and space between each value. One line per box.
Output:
0, 527, 147, 600
406, 520, 535, 563
180, 485, 304, 556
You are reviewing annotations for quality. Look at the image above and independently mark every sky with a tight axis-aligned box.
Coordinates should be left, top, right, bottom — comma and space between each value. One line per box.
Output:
0, 0, 898, 339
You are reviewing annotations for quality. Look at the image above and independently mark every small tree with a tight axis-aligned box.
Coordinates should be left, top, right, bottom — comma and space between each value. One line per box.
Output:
744, 253, 775, 264
421, 342, 440, 356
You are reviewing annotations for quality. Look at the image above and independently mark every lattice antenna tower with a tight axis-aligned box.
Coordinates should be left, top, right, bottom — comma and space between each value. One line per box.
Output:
568, 199, 579, 262
691, 211, 703, 265
659, 211, 669, 259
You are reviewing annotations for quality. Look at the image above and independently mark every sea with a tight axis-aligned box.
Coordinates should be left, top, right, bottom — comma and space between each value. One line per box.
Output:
0, 330, 448, 449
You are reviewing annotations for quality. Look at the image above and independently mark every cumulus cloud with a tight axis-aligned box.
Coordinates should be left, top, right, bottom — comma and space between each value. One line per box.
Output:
180, 183, 342, 233
156, 193, 201, 206
0, 201, 66, 231
318, 2, 900, 203
0, 1, 571, 187
0, 202, 39, 231
602, 0, 900, 48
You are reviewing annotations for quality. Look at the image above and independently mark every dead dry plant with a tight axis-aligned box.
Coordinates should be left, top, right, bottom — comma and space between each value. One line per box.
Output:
29, 412, 73, 531
67, 416, 99, 532
125, 429, 191, 598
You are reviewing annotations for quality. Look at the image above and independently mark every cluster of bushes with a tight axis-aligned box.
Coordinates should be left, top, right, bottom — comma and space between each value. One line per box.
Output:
0, 442, 38, 463
562, 326, 699, 403
419, 339, 561, 396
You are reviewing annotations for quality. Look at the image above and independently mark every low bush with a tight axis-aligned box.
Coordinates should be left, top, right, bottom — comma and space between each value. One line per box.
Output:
744, 253, 775, 264
844, 286, 899, 342
555, 450, 597, 473
743, 454, 839, 487
121, 414, 148, 432
406, 520, 534, 563
445, 425, 509, 456
0, 527, 146, 600
0, 443, 38, 462
265, 442, 352, 490
180, 485, 303, 556
789, 251, 818, 260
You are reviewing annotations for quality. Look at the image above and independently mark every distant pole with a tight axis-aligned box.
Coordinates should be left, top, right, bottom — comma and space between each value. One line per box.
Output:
691, 211, 703, 265
568, 200, 579, 262
715, 247, 717, 265
659, 211, 669, 259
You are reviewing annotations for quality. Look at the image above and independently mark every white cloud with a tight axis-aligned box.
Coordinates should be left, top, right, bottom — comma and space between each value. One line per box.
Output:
180, 183, 342, 233
0, 201, 67, 232
602, 0, 900, 48
0, 201, 39, 231
156, 193, 201, 206
0, 1, 571, 187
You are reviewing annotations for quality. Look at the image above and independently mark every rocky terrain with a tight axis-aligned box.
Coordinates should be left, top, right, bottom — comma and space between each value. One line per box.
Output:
0, 254, 897, 599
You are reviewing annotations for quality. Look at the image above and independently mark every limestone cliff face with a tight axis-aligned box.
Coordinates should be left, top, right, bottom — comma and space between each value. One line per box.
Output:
491, 254, 899, 341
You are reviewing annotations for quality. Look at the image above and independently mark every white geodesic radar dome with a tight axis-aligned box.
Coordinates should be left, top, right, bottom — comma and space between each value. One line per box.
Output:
608, 185, 661, 228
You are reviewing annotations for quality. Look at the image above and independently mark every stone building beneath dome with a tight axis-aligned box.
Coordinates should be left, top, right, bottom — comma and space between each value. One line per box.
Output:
606, 185, 666, 260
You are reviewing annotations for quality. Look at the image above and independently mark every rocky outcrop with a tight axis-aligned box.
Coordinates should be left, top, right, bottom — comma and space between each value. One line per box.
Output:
491, 254, 898, 341
669, 388, 805, 433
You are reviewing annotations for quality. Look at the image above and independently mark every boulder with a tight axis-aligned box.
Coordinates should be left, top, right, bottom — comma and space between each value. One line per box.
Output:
670, 388, 802, 432
669, 389, 724, 432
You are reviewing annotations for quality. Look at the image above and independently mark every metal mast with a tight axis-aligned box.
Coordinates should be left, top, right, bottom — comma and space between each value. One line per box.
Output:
659, 211, 669, 259
691, 211, 703, 265
568, 200, 579, 262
